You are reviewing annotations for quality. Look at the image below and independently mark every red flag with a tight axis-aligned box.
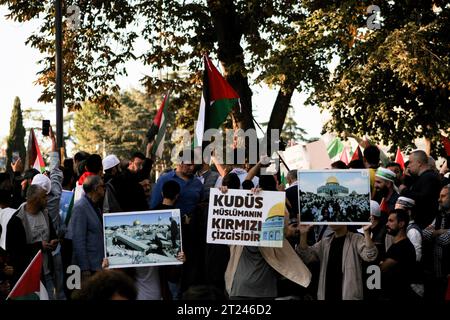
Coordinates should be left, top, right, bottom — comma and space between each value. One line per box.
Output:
441, 135, 450, 157
340, 146, 349, 165
395, 147, 405, 170
350, 146, 363, 162
7, 250, 42, 300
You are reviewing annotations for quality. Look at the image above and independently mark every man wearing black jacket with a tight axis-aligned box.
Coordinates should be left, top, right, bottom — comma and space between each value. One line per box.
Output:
6, 185, 58, 288
403, 150, 442, 229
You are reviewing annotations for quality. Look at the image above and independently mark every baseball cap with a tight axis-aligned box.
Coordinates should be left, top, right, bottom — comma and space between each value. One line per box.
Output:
103, 155, 120, 171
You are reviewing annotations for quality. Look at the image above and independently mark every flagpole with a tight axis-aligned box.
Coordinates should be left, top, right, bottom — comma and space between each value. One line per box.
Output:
6, 250, 42, 300
55, 0, 64, 152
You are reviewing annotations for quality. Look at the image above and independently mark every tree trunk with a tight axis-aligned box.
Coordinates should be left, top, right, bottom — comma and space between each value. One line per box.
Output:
208, 0, 254, 131
267, 83, 297, 131
424, 137, 432, 156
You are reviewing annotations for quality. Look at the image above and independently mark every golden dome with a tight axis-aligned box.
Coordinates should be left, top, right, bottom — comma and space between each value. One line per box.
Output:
266, 202, 285, 220
133, 220, 141, 226
326, 176, 339, 184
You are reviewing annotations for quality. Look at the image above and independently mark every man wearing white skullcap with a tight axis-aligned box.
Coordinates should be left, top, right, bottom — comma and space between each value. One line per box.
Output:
31, 174, 52, 194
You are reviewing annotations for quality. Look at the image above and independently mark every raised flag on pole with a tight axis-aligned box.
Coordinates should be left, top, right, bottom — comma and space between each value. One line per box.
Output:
26, 129, 45, 173
395, 147, 405, 170
194, 55, 239, 147
6, 250, 48, 300
149, 92, 170, 158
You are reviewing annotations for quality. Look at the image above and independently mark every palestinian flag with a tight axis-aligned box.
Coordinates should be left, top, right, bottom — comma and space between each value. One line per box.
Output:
340, 146, 349, 165
26, 129, 45, 173
327, 137, 344, 160
395, 147, 405, 170
194, 55, 239, 147
6, 250, 48, 300
149, 92, 170, 158
350, 146, 363, 162
441, 135, 450, 157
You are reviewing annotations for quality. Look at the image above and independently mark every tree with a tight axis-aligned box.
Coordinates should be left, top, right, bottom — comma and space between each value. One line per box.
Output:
0, 0, 325, 137
6, 97, 26, 172
3, 1, 448, 155
73, 90, 177, 168
281, 107, 308, 144
291, 1, 450, 156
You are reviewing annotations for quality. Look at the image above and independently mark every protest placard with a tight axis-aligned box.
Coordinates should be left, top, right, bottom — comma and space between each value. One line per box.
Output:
103, 209, 182, 268
298, 169, 371, 225
207, 188, 286, 247
282, 143, 309, 171
305, 140, 332, 169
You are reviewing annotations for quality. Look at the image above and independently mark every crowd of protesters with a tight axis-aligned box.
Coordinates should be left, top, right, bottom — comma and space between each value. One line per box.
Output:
0, 129, 449, 301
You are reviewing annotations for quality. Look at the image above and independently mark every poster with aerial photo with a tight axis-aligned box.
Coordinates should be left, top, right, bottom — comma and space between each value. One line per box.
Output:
103, 210, 182, 268
298, 170, 371, 225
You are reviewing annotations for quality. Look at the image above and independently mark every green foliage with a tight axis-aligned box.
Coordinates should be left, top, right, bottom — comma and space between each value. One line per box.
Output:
2, 1, 449, 156
281, 107, 308, 144
295, 1, 450, 155
73, 90, 154, 158
6, 97, 26, 172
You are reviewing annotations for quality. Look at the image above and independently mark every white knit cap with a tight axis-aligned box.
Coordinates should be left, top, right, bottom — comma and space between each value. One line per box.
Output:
370, 200, 381, 217
103, 154, 120, 171
31, 174, 51, 194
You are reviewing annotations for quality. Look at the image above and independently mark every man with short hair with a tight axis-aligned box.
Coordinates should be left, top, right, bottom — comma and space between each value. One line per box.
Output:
150, 150, 203, 218
422, 184, 450, 300
74, 154, 103, 202
285, 170, 299, 217
196, 162, 219, 202
395, 196, 424, 298
375, 168, 399, 220
380, 209, 416, 300
67, 175, 105, 282
403, 150, 442, 228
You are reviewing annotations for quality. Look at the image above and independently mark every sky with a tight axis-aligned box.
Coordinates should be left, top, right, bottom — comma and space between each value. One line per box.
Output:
298, 170, 371, 195
0, 6, 324, 156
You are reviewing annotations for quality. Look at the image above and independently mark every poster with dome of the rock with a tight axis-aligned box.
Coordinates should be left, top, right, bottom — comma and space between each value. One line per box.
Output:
298, 170, 371, 225
207, 188, 286, 247
103, 209, 183, 268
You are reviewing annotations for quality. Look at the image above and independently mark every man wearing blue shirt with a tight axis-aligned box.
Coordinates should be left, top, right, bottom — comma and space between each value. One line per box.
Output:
150, 150, 203, 218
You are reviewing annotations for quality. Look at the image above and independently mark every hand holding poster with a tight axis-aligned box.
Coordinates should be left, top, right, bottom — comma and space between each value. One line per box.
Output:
298, 170, 371, 225
207, 188, 286, 247
103, 209, 182, 268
